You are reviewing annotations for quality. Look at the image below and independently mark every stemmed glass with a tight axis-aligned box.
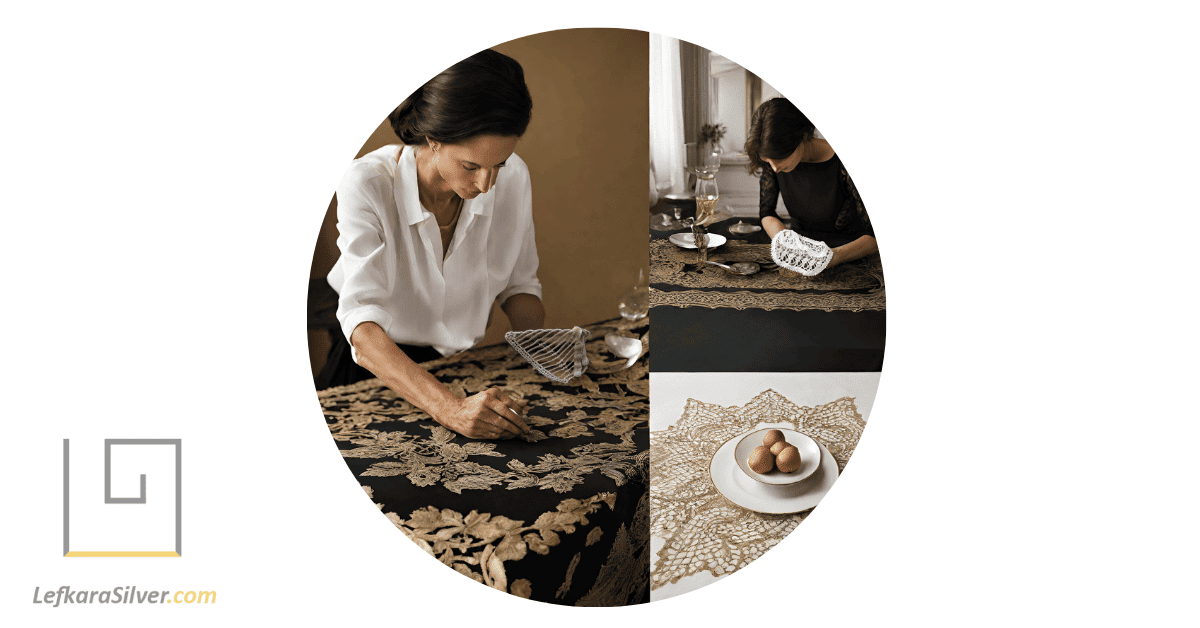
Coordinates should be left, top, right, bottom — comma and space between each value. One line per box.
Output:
654, 203, 685, 231
685, 142, 722, 179
685, 142, 721, 226
618, 269, 649, 321
694, 178, 719, 227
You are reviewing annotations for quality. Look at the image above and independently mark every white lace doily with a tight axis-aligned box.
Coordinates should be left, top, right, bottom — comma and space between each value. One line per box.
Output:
505, 327, 590, 384
771, 229, 833, 276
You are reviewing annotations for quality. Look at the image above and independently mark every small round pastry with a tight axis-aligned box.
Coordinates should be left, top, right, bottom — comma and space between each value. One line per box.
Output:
748, 445, 776, 474
762, 429, 786, 448
776, 445, 802, 473
769, 441, 789, 456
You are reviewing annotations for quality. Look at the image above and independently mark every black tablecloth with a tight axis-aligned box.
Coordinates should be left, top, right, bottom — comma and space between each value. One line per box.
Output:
650, 215, 885, 372
319, 318, 649, 606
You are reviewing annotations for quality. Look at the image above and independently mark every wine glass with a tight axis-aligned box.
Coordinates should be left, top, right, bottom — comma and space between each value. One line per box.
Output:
685, 142, 722, 180
618, 269, 649, 321
686, 143, 721, 226
655, 203, 685, 230
694, 178, 719, 227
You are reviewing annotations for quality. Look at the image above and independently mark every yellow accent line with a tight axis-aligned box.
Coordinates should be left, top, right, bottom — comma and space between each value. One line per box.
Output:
65, 551, 180, 558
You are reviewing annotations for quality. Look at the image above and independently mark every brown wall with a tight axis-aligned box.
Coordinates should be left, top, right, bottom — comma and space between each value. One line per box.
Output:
310, 29, 649, 374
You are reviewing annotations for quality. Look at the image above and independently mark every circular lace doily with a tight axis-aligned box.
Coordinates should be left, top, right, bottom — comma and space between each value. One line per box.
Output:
650, 390, 865, 590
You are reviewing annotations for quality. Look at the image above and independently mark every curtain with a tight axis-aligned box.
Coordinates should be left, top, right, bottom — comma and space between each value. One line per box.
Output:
650, 34, 685, 197
679, 40, 711, 144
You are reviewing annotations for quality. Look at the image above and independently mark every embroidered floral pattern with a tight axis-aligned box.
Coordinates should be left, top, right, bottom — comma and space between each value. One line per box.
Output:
321, 320, 649, 495
319, 317, 649, 605
390, 493, 615, 597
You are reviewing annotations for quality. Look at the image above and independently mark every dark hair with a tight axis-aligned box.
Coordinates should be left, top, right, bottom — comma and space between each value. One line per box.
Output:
744, 97, 816, 175
389, 49, 533, 145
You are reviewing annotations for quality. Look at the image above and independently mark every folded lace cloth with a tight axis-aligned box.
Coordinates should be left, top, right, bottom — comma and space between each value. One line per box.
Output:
505, 327, 590, 384
771, 229, 833, 276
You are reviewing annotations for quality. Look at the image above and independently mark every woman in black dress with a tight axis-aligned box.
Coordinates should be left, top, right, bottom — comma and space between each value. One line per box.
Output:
746, 97, 877, 269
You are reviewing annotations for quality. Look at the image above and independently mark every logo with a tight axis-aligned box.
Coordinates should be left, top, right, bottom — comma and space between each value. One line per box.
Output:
62, 439, 182, 557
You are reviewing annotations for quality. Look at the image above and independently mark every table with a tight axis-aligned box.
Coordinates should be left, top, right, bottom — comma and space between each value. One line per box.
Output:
319, 317, 650, 606
650, 215, 885, 372
648, 372, 878, 600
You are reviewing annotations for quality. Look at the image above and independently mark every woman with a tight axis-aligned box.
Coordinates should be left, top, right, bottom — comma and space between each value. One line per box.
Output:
746, 98, 878, 270
324, 49, 543, 440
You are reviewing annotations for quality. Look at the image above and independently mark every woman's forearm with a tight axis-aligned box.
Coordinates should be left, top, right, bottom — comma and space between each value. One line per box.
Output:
830, 235, 879, 267
761, 215, 786, 239
351, 321, 531, 439
350, 321, 459, 418
502, 293, 545, 332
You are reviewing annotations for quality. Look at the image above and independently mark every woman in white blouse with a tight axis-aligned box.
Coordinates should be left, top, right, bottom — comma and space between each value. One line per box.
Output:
325, 50, 543, 440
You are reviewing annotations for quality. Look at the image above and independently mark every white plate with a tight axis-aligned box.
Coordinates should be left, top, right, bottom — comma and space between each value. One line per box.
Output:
733, 428, 822, 484
669, 232, 727, 250
709, 433, 838, 514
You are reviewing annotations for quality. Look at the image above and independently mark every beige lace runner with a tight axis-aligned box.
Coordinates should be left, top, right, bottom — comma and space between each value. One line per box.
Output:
649, 239, 885, 312
650, 390, 865, 590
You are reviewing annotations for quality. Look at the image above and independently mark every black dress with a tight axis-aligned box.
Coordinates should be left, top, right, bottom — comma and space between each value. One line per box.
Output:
758, 153, 874, 248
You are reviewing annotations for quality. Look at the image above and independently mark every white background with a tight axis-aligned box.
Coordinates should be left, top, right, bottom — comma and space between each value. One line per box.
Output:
2, 1, 1197, 626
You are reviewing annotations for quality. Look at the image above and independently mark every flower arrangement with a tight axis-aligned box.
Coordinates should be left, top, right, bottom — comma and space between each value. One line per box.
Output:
698, 123, 727, 148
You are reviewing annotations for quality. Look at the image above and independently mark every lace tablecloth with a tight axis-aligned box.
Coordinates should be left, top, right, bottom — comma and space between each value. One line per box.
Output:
649, 382, 871, 600
649, 219, 885, 372
319, 318, 649, 606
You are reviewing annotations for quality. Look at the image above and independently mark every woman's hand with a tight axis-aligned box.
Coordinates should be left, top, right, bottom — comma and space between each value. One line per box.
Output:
432, 387, 531, 440
351, 322, 531, 440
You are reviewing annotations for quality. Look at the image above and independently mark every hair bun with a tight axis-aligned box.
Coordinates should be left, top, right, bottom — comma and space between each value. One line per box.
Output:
388, 86, 425, 144
385, 49, 532, 146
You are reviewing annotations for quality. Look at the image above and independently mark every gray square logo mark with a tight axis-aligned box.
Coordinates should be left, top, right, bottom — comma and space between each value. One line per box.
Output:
63, 439, 182, 557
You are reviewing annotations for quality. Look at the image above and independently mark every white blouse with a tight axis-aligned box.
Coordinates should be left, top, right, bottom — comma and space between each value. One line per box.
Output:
327, 144, 542, 360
